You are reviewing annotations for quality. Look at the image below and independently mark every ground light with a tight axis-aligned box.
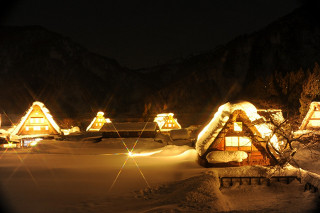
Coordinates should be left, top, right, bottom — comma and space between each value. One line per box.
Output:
108, 120, 151, 192
0, 142, 39, 187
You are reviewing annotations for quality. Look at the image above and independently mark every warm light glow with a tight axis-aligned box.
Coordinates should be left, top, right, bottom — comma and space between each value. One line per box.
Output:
234, 122, 242, 132
3, 142, 17, 148
239, 137, 251, 146
196, 102, 283, 156
86, 111, 112, 131
154, 113, 181, 131
10, 101, 61, 138
127, 150, 162, 157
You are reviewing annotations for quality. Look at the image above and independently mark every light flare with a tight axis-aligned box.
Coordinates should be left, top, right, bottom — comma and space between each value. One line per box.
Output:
107, 120, 151, 192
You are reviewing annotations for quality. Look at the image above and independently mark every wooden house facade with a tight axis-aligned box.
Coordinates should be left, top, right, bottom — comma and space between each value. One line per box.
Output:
299, 102, 320, 131
196, 102, 279, 167
10, 102, 61, 138
154, 113, 181, 132
86, 111, 111, 131
208, 110, 273, 166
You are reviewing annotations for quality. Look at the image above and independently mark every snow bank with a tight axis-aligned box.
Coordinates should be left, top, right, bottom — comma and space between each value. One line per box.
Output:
206, 151, 248, 163
135, 171, 231, 212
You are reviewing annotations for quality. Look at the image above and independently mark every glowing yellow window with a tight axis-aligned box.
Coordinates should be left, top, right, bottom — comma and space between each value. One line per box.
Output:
34, 126, 41, 131
168, 124, 172, 127
26, 126, 29, 131
239, 137, 252, 146
225, 136, 238, 146
45, 126, 49, 130
234, 122, 242, 132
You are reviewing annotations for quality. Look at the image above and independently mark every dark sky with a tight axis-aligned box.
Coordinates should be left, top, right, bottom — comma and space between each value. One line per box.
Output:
1, 0, 302, 69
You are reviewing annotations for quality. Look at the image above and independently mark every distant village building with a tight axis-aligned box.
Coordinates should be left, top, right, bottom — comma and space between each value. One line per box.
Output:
86, 111, 111, 131
196, 102, 280, 167
10, 101, 61, 141
100, 122, 159, 138
154, 113, 181, 132
299, 102, 320, 131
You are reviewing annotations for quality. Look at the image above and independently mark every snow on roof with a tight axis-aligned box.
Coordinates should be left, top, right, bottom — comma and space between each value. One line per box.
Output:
299, 102, 320, 130
257, 109, 285, 125
86, 111, 111, 131
154, 113, 181, 130
10, 101, 61, 136
196, 102, 279, 156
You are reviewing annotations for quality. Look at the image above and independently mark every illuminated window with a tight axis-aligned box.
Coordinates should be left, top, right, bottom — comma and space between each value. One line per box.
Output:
226, 136, 252, 147
225, 136, 238, 146
45, 126, 49, 130
99, 123, 102, 126
30, 118, 34, 123
34, 126, 41, 131
26, 126, 29, 131
234, 122, 242, 132
41, 118, 44, 123
96, 123, 98, 126
35, 118, 39, 123
239, 137, 252, 146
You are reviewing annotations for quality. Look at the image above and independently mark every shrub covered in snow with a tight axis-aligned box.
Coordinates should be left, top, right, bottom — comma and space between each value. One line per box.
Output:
206, 151, 248, 163
170, 128, 189, 140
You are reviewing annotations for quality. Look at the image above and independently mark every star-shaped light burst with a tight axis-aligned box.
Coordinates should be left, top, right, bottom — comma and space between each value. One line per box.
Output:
108, 120, 151, 192
1, 141, 39, 187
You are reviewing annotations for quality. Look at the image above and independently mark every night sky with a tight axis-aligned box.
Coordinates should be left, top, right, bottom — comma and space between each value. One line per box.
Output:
1, 0, 302, 69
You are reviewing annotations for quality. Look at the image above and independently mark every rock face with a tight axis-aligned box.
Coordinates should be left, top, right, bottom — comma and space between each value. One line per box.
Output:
1, 3, 320, 125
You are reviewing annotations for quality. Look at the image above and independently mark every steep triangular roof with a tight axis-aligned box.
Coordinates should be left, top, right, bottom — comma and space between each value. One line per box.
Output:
299, 102, 320, 130
196, 102, 279, 157
86, 112, 111, 131
10, 101, 61, 137
154, 113, 181, 131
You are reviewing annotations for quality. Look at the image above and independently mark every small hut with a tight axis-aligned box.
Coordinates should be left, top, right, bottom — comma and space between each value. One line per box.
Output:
154, 113, 181, 132
196, 102, 280, 167
10, 101, 61, 142
86, 112, 111, 131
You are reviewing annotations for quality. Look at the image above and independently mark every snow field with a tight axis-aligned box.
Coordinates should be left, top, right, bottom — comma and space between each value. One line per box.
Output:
0, 138, 319, 213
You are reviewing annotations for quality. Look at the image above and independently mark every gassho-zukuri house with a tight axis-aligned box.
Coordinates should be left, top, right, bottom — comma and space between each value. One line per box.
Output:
9, 101, 61, 142
86, 111, 111, 132
296, 102, 320, 135
196, 102, 283, 167
154, 113, 181, 132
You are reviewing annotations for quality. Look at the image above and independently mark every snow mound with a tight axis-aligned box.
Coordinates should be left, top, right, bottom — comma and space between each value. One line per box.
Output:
135, 171, 231, 212
206, 151, 248, 163
170, 129, 189, 140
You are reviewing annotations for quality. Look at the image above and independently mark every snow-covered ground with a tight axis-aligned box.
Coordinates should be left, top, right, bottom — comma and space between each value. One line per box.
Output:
0, 138, 319, 213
